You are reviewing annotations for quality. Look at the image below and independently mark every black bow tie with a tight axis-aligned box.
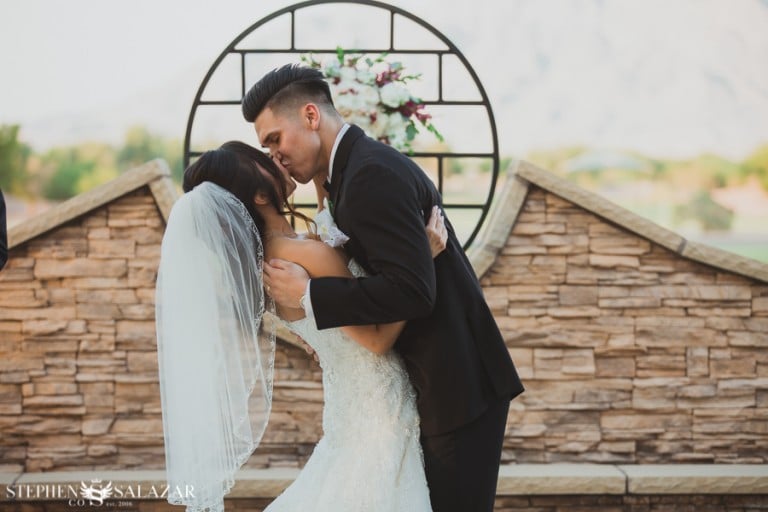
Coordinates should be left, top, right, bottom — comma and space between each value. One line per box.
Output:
322, 180, 331, 193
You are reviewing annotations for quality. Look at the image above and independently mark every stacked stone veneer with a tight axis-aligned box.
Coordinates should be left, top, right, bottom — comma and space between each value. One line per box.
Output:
0, 186, 167, 471
484, 169, 768, 464
1, 160, 767, 473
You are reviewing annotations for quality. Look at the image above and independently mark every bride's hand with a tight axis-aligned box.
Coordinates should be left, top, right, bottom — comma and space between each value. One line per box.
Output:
426, 205, 448, 258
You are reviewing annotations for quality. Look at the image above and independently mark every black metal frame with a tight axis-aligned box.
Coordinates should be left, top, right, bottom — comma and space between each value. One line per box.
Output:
183, 0, 499, 249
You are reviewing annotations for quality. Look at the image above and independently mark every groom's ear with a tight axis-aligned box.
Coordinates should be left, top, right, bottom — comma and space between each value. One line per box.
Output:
302, 104, 320, 130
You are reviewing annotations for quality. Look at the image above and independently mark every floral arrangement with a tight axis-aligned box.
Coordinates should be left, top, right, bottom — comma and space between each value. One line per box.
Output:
301, 48, 443, 152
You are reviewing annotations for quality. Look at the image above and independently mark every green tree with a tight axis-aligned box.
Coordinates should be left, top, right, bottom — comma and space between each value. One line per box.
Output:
39, 141, 120, 200
117, 126, 159, 169
742, 143, 768, 190
161, 137, 184, 182
691, 153, 738, 189
41, 148, 95, 200
0, 124, 31, 195
673, 191, 734, 232
118, 125, 183, 182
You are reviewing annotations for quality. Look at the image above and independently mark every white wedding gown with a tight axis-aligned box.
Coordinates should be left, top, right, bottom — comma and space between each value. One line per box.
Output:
265, 261, 432, 512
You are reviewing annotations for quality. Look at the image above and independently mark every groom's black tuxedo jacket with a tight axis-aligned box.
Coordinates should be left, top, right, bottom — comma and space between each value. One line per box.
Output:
311, 125, 524, 436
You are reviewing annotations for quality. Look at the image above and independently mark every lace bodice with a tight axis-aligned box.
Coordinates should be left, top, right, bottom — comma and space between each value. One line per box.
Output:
284, 261, 419, 449
287, 316, 418, 439
267, 260, 431, 511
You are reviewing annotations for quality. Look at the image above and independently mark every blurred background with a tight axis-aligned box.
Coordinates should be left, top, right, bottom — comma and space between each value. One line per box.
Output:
1, 0, 767, 261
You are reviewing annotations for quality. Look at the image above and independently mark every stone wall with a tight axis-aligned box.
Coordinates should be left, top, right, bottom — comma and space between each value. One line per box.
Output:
487, 185, 768, 464
4, 495, 767, 512
1, 160, 767, 473
0, 187, 166, 471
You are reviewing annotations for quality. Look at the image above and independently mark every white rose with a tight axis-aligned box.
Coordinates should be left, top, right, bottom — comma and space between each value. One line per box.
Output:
334, 84, 373, 115
386, 112, 407, 134
349, 92, 367, 112
339, 67, 358, 82
379, 82, 410, 108
356, 69, 376, 85
333, 91, 352, 109
351, 113, 375, 134
357, 84, 380, 110
335, 78, 358, 94
334, 92, 362, 119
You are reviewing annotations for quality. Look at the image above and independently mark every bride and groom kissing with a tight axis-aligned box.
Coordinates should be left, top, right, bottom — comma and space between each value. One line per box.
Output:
156, 63, 524, 512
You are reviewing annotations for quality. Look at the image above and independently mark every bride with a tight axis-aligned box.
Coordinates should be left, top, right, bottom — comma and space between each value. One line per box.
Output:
156, 140, 447, 511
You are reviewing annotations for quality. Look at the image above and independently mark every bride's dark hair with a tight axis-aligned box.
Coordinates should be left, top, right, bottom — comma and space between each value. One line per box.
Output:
182, 140, 314, 237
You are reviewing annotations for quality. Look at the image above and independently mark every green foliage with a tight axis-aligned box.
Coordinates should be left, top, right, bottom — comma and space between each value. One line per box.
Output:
694, 153, 738, 189
742, 143, 768, 189
490, 157, 514, 174
674, 190, 734, 231
447, 158, 463, 176
164, 140, 184, 182
118, 126, 183, 181
40, 146, 111, 200
0, 124, 31, 195
77, 165, 120, 193
4, 125, 185, 201
118, 126, 163, 169
41, 148, 91, 199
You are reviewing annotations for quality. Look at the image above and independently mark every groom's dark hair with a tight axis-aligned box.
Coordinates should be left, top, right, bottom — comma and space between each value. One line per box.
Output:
242, 64, 334, 122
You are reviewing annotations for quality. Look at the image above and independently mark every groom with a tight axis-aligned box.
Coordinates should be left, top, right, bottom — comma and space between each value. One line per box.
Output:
244, 64, 524, 512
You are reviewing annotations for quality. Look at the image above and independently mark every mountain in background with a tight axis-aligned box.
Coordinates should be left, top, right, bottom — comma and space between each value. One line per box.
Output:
13, 0, 768, 161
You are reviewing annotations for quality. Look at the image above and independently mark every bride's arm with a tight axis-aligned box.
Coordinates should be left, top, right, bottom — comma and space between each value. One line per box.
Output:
271, 238, 405, 354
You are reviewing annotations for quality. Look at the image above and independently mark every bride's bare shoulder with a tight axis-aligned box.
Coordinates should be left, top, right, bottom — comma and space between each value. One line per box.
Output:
268, 236, 349, 278
269, 236, 332, 259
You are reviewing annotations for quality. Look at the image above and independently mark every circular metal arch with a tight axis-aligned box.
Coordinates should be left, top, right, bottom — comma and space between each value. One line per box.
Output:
183, 0, 499, 249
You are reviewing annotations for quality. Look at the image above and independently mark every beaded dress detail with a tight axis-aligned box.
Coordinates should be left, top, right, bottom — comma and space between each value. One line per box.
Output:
264, 260, 432, 512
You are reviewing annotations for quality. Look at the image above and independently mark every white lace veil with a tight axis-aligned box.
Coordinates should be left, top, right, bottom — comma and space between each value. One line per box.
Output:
155, 181, 275, 512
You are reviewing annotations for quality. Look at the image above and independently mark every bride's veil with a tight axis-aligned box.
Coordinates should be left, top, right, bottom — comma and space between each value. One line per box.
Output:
155, 181, 275, 512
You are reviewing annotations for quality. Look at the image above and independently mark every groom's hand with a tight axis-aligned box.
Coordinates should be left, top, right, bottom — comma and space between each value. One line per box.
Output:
263, 259, 309, 310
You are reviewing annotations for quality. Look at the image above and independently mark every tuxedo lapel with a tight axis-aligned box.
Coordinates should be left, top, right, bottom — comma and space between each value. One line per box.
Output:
328, 125, 365, 209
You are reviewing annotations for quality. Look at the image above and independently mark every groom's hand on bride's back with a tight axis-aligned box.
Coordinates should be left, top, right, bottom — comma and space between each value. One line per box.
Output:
263, 259, 309, 309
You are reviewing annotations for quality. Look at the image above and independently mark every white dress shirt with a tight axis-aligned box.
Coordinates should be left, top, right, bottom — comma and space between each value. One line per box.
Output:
302, 123, 350, 320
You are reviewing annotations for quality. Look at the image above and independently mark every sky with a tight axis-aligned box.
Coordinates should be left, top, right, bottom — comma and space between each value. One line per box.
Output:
1, 0, 768, 160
